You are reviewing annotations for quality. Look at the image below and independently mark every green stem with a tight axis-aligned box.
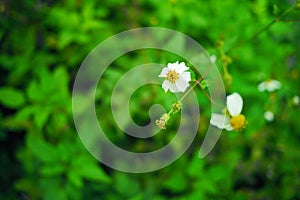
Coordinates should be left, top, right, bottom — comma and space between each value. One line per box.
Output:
179, 81, 198, 102
180, 78, 222, 108
179, 61, 213, 102
167, 107, 174, 115
195, 80, 219, 106
228, 4, 296, 52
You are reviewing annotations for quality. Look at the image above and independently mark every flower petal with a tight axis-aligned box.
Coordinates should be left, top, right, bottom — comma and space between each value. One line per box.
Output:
162, 77, 181, 93
175, 78, 189, 92
168, 83, 181, 93
258, 82, 266, 92
227, 92, 243, 116
225, 125, 233, 131
267, 80, 281, 92
159, 67, 170, 78
175, 62, 189, 73
162, 80, 170, 92
210, 113, 231, 129
180, 72, 191, 82
272, 80, 281, 89
167, 61, 179, 70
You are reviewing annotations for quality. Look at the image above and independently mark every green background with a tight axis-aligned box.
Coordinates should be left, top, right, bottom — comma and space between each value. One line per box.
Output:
1, 0, 300, 199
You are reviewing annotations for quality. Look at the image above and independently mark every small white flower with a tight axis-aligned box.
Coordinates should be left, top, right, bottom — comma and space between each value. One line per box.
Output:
210, 54, 217, 63
258, 79, 281, 92
210, 92, 246, 131
292, 95, 299, 106
159, 61, 191, 93
264, 111, 274, 122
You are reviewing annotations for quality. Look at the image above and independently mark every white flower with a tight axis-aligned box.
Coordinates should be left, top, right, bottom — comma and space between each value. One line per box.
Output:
210, 54, 217, 63
264, 111, 274, 122
258, 79, 281, 92
292, 95, 299, 106
210, 92, 246, 131
159, 61, 191, 93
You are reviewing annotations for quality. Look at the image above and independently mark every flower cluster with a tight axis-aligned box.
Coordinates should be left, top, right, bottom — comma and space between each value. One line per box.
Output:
156, 61, 190, 130
155, 101, 182, 130
157, 61, 247, 132
155, 113, 170, 130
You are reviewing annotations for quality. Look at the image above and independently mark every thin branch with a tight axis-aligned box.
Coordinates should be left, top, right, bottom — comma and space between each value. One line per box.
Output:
227, 4, 297, 52
195, 80, 221, 107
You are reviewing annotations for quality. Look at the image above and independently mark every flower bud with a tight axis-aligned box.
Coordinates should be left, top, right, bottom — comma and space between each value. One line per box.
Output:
172, 101, 181, 113
223, 73, 232, 87
221, 55, 232, 65
216, 40, 224, 49
155, 113, 170, 129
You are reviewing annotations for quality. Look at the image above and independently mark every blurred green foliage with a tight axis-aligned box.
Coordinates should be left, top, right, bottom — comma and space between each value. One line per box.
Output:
0, 0, 300, 199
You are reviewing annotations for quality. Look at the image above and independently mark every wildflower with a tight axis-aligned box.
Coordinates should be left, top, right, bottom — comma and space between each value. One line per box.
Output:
210, 54, 217, 63
292, 95, 299, 106
155, 113, 170, 129
258, 79, 281, 92
264, 111, 274, 122
210, 92, 247, 131
159, 61, 191, 93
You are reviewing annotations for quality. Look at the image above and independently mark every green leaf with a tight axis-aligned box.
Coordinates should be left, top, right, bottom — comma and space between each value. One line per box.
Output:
128, 194, 144, 200
15, 106, 36, 121
0, 87, 25, 108
40, 178, 68, 200
40, 164, 65, 176
163, 172, 187, 192
68, 170, 83, 188
195, 179, 216, 194
14, 178, 38, 195
27, 133, 58, 163
273, 4, 279, 16
33, 106, 51, 129
187, 155, 204, 177
70, 153, 111, 183
114, 173, 139, 197
207, 165, 230, 182
77, 163, 110, 183
26, 81, 42, 102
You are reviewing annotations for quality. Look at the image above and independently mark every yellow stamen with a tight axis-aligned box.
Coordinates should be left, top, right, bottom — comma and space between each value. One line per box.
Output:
166, 70, 179, 83
230, 114, 247, 131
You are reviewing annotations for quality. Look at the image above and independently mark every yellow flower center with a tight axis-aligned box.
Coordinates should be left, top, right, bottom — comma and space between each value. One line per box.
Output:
230, 114, 246, 131
166, 70, 179, 83
266, 79, 272, 85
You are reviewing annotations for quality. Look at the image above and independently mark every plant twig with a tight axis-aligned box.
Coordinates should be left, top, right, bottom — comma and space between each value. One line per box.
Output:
194, 80, 220, 107
227, 4, 297, 52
